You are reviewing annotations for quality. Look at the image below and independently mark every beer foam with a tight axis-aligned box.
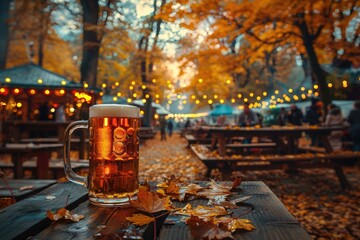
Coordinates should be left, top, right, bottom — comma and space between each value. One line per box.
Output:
90, 104, 140, 118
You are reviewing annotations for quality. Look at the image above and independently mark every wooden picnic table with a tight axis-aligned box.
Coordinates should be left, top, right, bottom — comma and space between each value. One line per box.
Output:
0, 181, 310, 240
0, 143, 63, 179
202, 125, 347, 156
0, 179, 57, 201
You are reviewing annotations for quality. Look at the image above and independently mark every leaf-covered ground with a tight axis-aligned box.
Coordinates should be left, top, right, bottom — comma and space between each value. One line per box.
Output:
139, 133, 360, 240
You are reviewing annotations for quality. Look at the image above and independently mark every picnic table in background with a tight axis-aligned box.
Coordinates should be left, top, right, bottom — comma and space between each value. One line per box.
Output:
0, 143, 63, 179
0, 181, 310, 240
192, 125, 359, 189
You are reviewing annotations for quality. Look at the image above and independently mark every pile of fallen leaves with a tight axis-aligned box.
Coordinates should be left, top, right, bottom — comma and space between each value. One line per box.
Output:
140, 133, 360, 239
127, 176, 254, 239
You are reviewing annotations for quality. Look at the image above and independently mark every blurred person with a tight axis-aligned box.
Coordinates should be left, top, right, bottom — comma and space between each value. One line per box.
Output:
305, 99, 322, 146
184, 119, 191, 129
38, 102, 50, 121
167, 119, 173, 137
324, 103, 344, 151
55, 104, 66, 123
347, 101, 360, 151
159, 117, 167, 141
277, 107, 288, 126
287, 104, 303, 126
216, 115, 227, 126
237, 102, 259, 127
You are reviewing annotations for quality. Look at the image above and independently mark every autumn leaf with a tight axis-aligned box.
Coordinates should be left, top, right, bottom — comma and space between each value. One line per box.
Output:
176, 204, 228, 219
47, 208, 84, 222
187, 216, 234, 240
130, 189, 172, 213
216, 217, 255, 232
126, 214, 155, 226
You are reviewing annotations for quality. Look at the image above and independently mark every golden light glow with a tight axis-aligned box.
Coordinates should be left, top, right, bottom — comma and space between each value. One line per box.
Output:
131, 81, 136, 85
145, 94, 150, 98
113, 97, 118, 101
177, 95, 181, 99
129, 86, 134, 90
13, 88, 20, 94
208, 99, 213, 104
249, 92, 254, 97
70, 107, 75, 112
84, 83, 89, 88
220, 99, 225, 103
307, 90, 313, 94
0, 88, 5, 93
203, 95, 207, 99
142, 85, 146, 89
263, 92, 267, 96
155, 99, 160, 104
115, 82, 119, 86
127, 98, 132, 103
152, 79, 157, 83
183, 100, 187, 104
288, 88, 293, 93
274, 90, 279, 94
99, 92, 104, 96
102, 83, 107, 88
140, 110, 145, 115
37, 79, 43, 84
231, 98, 235, 103
117, 92, 122, 97
328, 83, 333, 88
50, 108, 56, 113
195, 100, 200, 104
44, 89, 50, 95
16, 102, 22, 108
59, 89, 65, 95
198, 78, 203, 83
155, 94, 159, 98
237, 93, 242, 98
313, 84, 318, 89
244, 98, 248, 102
142, 99, 146, 103
168, 100, 173, 104
301, 87, 305, 91
256, 96, 261, 101
191, 95, 196, 99
61, 80, 67, 86
133, 93, 137, 98
5, 77, 11, 83
226, 79, 231, 84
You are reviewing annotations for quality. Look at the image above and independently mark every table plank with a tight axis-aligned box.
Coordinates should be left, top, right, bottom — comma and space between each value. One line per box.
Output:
0, 182, 87, 240
0, 179, 57, 201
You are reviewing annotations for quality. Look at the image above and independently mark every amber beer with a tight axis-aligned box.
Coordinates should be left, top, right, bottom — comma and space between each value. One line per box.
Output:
63, 104, 140, 206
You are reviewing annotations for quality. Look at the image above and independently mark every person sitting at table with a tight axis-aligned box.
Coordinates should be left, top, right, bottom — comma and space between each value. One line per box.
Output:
287, 104, 303, 126
347, 100, 360, 152
237, 102, 259, 127
305, 99, 323, 146
277, 107, 288, 126
324, 103, 344, 151
238, 102, 259, 144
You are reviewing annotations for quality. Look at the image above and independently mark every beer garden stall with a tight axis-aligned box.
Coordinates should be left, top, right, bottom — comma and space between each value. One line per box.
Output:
0, 63, 99, 144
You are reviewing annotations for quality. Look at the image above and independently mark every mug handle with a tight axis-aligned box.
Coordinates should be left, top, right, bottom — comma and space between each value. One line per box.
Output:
63, 120, 88, 187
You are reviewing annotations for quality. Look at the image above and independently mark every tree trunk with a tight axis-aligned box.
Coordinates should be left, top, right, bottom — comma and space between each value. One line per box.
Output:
296, 20, 331, 110
0, 0, 11, 69
80, 0, 100, 87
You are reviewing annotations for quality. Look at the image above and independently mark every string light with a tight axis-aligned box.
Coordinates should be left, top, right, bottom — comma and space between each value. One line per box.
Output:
5, 77, 11, 83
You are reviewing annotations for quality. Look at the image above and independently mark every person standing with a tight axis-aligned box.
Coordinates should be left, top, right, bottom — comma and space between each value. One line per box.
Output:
305, 99, 322, 146
159, 117, 167, 141
55, 104, 66, 122
277, 107, 288, 126
167, 119, 173, 137
347, 101, 360, 151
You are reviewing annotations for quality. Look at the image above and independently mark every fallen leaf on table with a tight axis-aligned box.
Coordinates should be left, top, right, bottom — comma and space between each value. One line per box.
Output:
130, 189, 173, 213
47, 208, 84, 222
176, 204, 228, 219
215, 217, 255, 232
19, 185, 34, 191
126, 213, 155, 226
187, 216, 234, 240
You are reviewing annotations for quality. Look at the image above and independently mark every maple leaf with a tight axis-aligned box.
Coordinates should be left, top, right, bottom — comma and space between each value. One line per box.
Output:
130, 189, 172, 213
216, 217, 255, 232
187, 216, 234, 240
176, 204, 228, 219
47, 208, 84, 222
126, 213, 155, 226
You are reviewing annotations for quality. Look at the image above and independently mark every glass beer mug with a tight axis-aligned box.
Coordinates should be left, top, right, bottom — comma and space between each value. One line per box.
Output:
64, 104, 140, 206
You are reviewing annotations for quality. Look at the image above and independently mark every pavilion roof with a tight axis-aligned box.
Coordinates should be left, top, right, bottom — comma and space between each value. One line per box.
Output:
0, 63, 82, 89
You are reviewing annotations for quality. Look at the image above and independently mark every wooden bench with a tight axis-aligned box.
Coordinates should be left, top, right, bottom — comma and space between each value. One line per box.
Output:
190, 144, 360, 189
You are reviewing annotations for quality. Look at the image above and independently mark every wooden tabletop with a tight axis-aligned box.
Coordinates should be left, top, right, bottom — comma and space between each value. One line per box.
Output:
0, 179, 57, 201
0, 181, 310, 240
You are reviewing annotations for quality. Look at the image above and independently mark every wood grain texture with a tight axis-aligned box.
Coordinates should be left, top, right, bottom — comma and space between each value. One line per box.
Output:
0, 182, 87, 240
